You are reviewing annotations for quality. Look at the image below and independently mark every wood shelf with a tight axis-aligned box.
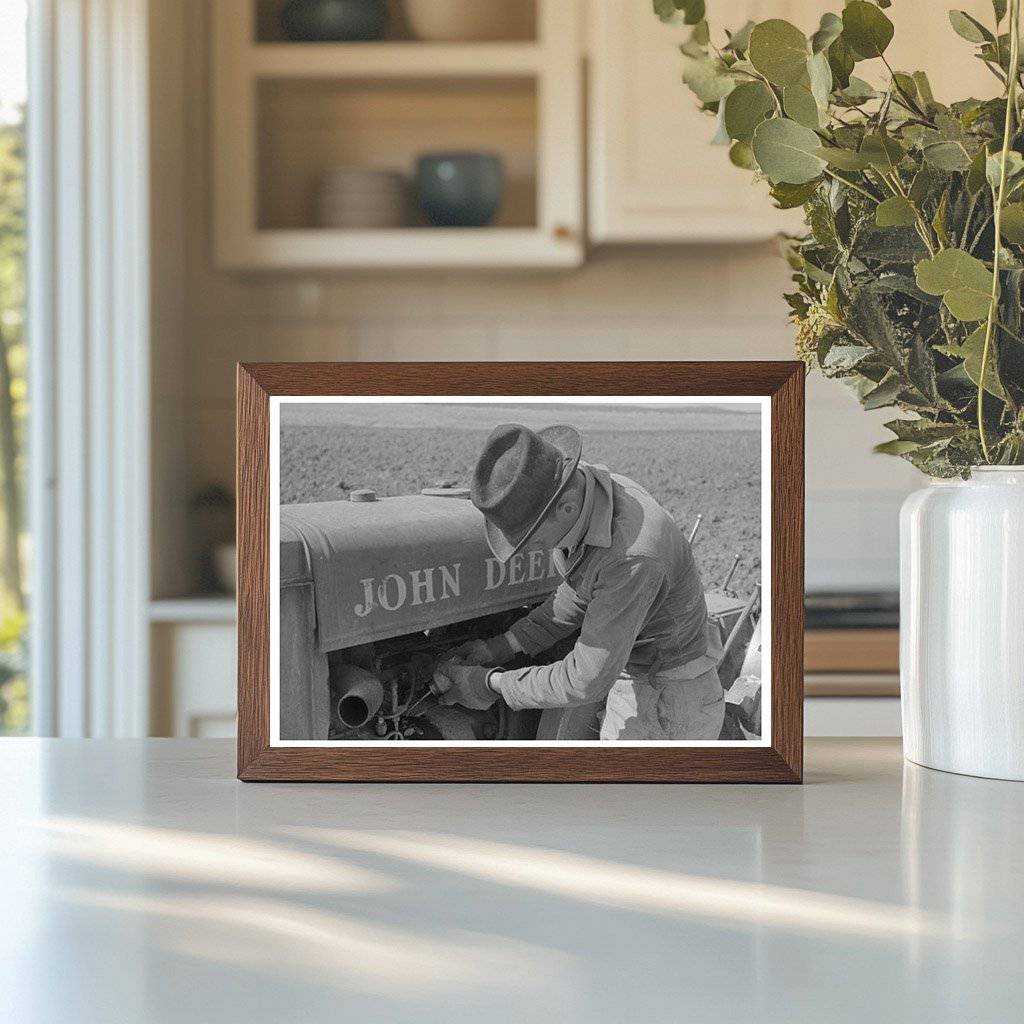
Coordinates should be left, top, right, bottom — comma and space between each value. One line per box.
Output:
805, 628, 900, 675
248, 42, 544, 79
218, 227, 579, 270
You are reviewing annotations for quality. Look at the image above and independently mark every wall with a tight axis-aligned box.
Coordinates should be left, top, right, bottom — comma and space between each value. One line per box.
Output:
152, 0, 920, 598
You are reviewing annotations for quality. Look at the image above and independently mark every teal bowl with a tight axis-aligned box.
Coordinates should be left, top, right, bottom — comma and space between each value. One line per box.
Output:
415, 152, 505, 228
280, 0, 388, 42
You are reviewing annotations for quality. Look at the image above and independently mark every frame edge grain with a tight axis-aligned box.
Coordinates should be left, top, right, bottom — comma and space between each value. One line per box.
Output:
237, 365, 271, 778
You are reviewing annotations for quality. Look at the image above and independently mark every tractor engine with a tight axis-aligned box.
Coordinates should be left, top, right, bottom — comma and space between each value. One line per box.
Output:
278, 486, 563, 741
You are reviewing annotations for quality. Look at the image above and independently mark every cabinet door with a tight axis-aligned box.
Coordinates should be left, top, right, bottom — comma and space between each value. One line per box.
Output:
589, 1, 814, 243
588, 1, 1003, 245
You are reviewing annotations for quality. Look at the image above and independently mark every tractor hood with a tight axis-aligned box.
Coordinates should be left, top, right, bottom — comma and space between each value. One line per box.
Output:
280, 494, 561, 653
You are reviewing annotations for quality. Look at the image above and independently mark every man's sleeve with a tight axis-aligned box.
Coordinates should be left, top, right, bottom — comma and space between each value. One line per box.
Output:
506, 580, 589, 656
496, 556, 667, 710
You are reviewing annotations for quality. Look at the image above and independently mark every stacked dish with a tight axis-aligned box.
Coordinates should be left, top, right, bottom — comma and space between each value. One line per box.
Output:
403, 0, 533, 41
314, 167, 409, 228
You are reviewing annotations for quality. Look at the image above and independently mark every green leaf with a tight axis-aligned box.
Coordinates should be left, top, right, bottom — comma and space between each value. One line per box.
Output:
892, 72, 919, 102
1000, 202, 1024, 242
875, 196, 918, 228
827, 35, 855, 89
959, 324, 1006, 398
842, 1, 895, 60
681, 55, 736, 103
923, 140, 973, 171
728, 140, 758, 169
810, 12, 843, 54
915, 249, 994, 321
932, 190, 950, 246
723, 81, 775, 143
856, 226, 929, 263
807, 51, 833, 111
654, 0, 705, 25
710, 108, 731, 145
689, 20, 710, 47
814, 146, 872, 170
908, 334, 941, 403
862, 374, 902, 409
874, 439, 921, 455
967, 143, 993, 193
653, 0, 676, 23
912, 71, 935, 105
860, 133, 905, 172
748, 19, 810, 87
752, 117, 827, 184
724, 20, 755, 53
770, 179, 820, 209
885, 419, 963, 443
681, 0, 705, 25
846, 284, 909, 371
783, 83, 822, 129
993, 1, 1008, 24
909, 165, 936, 205
986, 150, 1024, 190
822, 341, 874, 373
948, 10, 993, 44
836, 75, 877, 105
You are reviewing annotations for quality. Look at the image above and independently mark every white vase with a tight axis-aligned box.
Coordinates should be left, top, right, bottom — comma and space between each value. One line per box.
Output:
900, 467, 1024, 780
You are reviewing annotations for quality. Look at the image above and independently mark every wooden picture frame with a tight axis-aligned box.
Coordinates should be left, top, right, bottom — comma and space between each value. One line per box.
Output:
237, 362, 804, 782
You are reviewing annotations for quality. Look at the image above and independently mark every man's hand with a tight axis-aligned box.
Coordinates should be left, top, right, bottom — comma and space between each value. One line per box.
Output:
448, 634, 516, 667
432, 660, 498, 710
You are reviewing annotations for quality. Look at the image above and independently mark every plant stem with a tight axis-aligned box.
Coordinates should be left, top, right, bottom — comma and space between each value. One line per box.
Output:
821, 167, 879, 203
996, 317, 1024, 344
979, 0, 1021, 463
968, 212, 994, 253
881, 54, 930, 120
748, 69, 783, 116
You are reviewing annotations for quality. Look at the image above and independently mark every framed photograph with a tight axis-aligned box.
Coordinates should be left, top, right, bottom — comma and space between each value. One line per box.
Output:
237, 362, 803, 782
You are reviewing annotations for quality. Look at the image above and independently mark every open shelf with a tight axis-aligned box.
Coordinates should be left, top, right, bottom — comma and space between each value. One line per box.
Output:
213, 0, 581, 268
254, 0, 538, 45
257, 76, 538, 232
249, 42, 544, 78
221, 227, 579, 269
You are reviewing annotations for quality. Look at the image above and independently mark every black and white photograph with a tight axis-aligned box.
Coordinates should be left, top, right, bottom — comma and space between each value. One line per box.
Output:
270, 397, 769, 746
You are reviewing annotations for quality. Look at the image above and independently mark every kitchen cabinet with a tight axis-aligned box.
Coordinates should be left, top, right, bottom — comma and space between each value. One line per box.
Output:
587, 1, 812, 243
587, 0, 999, 244
212, 0, 583, 269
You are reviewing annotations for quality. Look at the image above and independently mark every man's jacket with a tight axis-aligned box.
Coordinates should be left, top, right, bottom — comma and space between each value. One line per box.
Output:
496, 464, 709, 710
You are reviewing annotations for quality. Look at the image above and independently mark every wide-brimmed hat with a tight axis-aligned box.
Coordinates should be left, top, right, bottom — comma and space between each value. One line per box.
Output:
471, 423, 583, 563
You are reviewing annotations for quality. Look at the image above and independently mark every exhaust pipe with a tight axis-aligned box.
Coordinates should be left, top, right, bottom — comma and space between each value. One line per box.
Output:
335, 664, 385, 729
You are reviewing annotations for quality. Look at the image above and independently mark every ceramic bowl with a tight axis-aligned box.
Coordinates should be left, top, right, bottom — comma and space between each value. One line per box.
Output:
403, 0, 533, 42
414, 152, 504, 228
280, 0, 388, 42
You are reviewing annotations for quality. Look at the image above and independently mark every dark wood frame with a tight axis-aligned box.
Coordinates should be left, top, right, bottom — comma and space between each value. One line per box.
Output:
237, 362, 804, 782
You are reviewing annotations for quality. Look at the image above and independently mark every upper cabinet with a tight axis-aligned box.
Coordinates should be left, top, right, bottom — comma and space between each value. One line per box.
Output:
587, 0, 815, 243
211, 0, 583, 269
210, 1, 1007, 265
586, 0, 1001, 245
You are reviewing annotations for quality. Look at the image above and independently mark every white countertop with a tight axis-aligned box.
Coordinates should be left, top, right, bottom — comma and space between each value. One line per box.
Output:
1, 738, 1021, 1023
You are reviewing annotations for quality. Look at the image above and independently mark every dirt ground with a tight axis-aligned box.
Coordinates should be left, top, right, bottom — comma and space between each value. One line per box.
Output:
280, 402, 763, 595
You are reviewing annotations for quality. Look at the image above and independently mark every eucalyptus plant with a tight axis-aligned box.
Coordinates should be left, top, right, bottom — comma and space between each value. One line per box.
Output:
659, 0, 1024, 475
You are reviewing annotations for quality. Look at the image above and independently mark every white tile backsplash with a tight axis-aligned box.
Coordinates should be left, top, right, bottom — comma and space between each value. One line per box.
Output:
179, 249, 917, 592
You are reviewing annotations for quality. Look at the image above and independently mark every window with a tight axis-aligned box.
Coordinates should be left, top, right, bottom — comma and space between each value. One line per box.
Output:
0, 0, 28, 734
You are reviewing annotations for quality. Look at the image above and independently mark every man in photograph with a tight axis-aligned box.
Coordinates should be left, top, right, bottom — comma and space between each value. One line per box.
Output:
432, 423, 725, 740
